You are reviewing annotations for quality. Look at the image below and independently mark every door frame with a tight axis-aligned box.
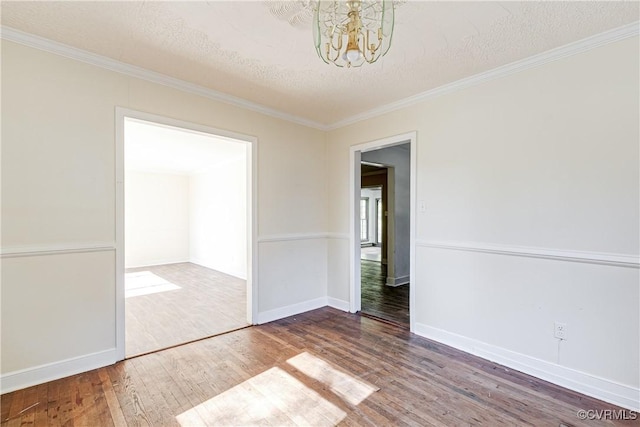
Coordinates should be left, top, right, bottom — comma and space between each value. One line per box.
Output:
349, 131, 417, 332
114, 107, 258, 361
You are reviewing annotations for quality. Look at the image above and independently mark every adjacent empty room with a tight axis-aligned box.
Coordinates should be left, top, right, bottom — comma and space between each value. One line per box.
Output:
124, 117, 249, 357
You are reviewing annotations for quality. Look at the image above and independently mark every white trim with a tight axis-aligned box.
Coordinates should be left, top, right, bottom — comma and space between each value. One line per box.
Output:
385, 275, 410, 287
0, 349, 116, 395
257, 233, 329, 243
349, 149, 361, 314
416, 240, 640, 269
327, 232, 350, 240
189, 257, 246, 281
115, 108, 126, 361
256, 233, 350, 243
1, 242, 116, 258
328, 22, 640, 129
349, 132, 417, 333
414, 323, 640, 412
327, 297, 350, 312
256, 297, 328, 325
248, 132, 259, 326
409, 135, 417, 333
115, 107, 258, 360
0, 26, 325, 131
125, 259, 191, 270
3, 23, 637, 131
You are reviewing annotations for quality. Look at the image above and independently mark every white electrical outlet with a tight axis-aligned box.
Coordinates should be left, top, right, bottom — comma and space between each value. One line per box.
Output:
554, 322, 567, 340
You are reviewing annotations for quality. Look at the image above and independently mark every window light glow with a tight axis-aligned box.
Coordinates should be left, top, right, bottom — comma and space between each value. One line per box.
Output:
125, 271, 181, 298
176, 367, 346, 426
287, 352, 379, 405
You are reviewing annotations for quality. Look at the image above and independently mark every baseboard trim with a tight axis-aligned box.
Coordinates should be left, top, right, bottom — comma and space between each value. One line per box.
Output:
414, 323, 640, 411
125, 259, 191, 269
1, 348, 117, 394
256, 297, 328, 324
386, 275, 410, 287
189, 258, 246, 280
258, 233, 329, 243
327, 297, 350, 312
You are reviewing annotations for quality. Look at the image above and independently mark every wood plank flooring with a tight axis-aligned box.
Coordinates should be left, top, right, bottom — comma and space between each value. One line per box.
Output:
2, 308, 636, 426
361, 259, 409, 326
125, 263, 247, 357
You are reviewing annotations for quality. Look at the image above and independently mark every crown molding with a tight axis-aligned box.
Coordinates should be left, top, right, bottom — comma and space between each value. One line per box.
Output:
327, 21, 640, 130
0, 26, 328, 131
2, 22, 638, 132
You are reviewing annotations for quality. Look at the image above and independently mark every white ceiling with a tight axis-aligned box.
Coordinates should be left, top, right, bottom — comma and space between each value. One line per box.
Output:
2, 1, 638, 126
125, 118, 246, 175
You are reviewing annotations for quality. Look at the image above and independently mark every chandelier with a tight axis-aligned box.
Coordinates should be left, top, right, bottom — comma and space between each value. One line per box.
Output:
313, 0, 394, 68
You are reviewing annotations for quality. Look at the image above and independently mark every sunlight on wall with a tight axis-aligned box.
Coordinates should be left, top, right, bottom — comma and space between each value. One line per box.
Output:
124, 271, 181, 298
176, 367, 346, 426
287, 352, 379, 405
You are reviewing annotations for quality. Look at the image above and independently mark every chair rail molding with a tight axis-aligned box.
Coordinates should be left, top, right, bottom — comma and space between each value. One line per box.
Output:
1, 242, 116, 258
416, 239, 640, 268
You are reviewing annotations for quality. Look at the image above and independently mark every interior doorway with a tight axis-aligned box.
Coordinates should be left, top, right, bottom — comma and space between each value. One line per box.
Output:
350, 132, 416, 331
115, 109, 257, 360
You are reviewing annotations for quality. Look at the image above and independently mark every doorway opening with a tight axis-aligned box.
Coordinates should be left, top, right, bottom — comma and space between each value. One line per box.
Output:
115, 109, 257, 360
350, 133, 416, 331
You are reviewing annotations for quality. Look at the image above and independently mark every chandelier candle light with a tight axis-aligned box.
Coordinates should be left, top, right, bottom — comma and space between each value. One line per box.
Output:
313, 0, 394, 67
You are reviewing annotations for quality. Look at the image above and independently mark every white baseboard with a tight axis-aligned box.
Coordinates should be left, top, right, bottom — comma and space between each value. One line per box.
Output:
327, 297, 350, 312
414, 323, 640, 411
1, 348, 117, 394
189, 257, 246, 280
386, 275, 410, 287
125, 258, 190, 269
256, 297, 328, 324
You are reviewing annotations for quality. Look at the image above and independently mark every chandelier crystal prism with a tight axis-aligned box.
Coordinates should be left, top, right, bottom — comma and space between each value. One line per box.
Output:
313, 0, 394, 68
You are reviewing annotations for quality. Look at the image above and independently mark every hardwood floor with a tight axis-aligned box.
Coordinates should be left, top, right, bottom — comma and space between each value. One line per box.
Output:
125, 263, 247, 357
2, 308, 635, 426
361, 259, 409, 326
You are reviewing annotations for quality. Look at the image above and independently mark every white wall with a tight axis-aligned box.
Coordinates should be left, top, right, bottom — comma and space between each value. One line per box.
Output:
1, 39, 327, 390
2, 28, 638, 411
326, 36, 639, 409
362, 145, 410, 283
190, 155, 247, 279
125, 171, 190, 268
360, 187, 381, 245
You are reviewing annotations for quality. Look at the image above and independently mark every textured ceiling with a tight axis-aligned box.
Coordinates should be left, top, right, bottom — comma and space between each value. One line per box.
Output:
2, 1, 638, 126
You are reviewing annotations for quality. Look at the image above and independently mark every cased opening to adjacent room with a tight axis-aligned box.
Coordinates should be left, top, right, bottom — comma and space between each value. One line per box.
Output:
123, 117, 249, 357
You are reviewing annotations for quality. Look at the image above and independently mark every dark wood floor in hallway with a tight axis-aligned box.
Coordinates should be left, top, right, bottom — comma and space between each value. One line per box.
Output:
361, 259, 409, 325
2, 308, 634, 427
125, 262, 247, 357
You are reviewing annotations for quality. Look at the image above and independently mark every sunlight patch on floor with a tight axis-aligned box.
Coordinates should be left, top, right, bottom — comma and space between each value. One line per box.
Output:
176, 367, 346, 426
125, 271, 181, 298
287, 352, 379, 406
